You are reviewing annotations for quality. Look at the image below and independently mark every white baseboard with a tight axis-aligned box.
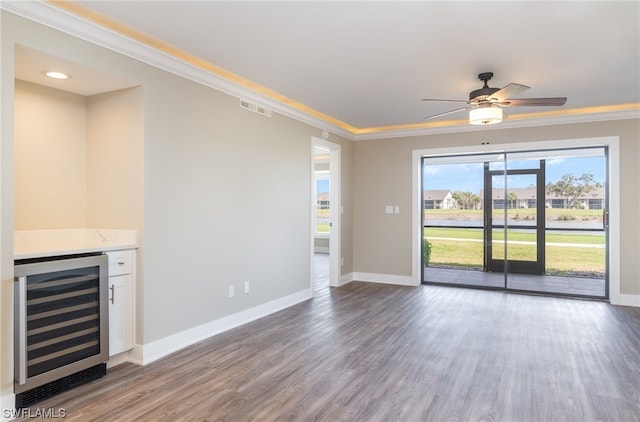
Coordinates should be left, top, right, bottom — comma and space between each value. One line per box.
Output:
352, 272, 419, 287
106, 351, 131, 369
610, 293, 640, 307
127, 344, 144, 366
349, 273, 639, 305
340, 272, 354, 286
136, 288, 312, 365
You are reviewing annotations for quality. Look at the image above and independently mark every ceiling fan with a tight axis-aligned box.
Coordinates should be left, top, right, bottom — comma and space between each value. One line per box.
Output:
422, 72, 567, 125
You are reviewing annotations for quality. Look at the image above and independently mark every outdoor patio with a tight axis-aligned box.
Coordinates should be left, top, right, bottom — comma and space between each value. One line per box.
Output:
424, 266, 606, 298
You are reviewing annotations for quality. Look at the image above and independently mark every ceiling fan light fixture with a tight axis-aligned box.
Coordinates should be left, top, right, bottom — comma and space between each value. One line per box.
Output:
469, 105, 503, 125
423, 72, 566, 124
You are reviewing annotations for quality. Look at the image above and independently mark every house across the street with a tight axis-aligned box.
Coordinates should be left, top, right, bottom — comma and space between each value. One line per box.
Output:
423, 190, 455, 209
479, 187, 605, 209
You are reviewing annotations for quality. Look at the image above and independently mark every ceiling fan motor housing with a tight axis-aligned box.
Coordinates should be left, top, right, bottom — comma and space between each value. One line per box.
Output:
469, 87, 499, 102
469, 72, 499, 102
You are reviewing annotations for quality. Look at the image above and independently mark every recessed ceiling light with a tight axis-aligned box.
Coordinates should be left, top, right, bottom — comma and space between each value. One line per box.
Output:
44, 71, 71, 80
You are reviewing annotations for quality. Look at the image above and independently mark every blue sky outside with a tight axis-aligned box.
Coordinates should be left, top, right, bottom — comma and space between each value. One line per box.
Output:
423, 156, 605, 193
318, 154, 605, 195
317, 179, 330, 194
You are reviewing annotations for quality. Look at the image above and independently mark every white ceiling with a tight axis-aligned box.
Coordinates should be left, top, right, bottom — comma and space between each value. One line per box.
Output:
15, 45, 139, 96
15, 1, 640, 134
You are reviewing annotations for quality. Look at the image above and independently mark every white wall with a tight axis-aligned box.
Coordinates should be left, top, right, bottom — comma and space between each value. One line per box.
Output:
87, 87, 144, 231
0, 12, 16, 414
14, 80, 88, 229
13, 81, 145, 232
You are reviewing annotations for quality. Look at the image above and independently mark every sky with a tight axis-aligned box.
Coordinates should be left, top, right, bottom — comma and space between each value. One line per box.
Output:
423, 156, 605, 193
317, 179, 329, 194
316, 153, 606, 196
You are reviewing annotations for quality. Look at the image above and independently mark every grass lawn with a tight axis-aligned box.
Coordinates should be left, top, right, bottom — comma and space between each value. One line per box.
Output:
317, 208, 330, 233
424, 227, 605, 275
428, 240, 483, 269
424, 227, 605, 244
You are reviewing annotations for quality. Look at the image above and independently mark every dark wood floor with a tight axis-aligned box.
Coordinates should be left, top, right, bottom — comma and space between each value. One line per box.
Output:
17, 257, 640, 421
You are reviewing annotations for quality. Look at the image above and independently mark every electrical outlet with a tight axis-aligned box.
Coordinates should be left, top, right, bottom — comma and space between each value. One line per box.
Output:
228, 285, 235, 298
244, 281, 250, 294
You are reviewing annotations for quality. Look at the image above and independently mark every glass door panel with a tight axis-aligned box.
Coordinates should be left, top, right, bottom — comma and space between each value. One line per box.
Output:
506, 147, 606, 297
491, 229, 505, 261
505, 174, 537, 226
423, 153, 502, 287
505, 173, 543, 275
485, 173, 508, 273
538, 148, 606, 297
487, 170, 543, 274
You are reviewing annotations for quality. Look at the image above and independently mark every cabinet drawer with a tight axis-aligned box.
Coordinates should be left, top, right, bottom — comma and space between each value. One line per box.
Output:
106, 250, 134, 276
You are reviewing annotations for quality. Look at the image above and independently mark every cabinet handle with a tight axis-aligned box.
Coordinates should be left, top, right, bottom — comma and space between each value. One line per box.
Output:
110, 284, 115, 304
117, 261, 125, 265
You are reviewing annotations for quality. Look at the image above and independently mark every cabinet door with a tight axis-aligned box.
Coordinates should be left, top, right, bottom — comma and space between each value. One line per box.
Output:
109, 273, 133, 356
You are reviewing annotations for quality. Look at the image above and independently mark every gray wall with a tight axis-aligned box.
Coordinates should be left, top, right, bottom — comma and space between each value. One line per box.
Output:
353, 119, 640, 296
0, 10, 353, 403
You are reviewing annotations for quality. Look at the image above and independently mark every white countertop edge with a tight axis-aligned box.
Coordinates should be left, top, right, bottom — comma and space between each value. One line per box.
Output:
14, 228, 138, 260
15, 243, 139, 260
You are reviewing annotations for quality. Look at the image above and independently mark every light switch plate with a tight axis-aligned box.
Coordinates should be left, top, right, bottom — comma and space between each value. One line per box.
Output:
385, 205, 393, 214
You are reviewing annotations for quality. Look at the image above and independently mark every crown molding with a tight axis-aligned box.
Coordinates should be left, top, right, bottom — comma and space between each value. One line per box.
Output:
352, 108, 640, 141
1, 1, 355, 140
3, 2, 638, 143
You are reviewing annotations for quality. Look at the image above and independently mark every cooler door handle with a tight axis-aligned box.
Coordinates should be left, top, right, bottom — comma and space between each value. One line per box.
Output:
16, 276, 27, 385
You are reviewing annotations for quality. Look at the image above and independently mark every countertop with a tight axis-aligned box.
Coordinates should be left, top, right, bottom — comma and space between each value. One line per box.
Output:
15, 228, 138, 259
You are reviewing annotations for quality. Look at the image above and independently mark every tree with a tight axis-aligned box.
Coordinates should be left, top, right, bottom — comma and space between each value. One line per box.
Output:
546, 173, 602, 209
507, 191, 518, 209
452, 191, 480, 210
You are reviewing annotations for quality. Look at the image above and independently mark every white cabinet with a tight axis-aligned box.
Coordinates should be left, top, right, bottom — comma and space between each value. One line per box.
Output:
106, 249, 135, 356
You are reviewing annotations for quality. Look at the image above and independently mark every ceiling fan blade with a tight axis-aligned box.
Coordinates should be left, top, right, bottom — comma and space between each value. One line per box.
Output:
421, 98, 469, 104
424, 106, 472, 120
500, 97, 567, 107
489, 83, 530, 102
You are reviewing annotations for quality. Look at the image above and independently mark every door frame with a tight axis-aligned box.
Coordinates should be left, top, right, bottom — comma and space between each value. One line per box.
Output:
311, 137, 341, 290
484, 162, 546, 275
412, 136, 622, 303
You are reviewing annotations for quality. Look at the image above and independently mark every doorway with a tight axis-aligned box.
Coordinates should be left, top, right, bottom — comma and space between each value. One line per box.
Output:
484, 161, 545, 275
311, 137, 341, 292
420, 145, 609, 299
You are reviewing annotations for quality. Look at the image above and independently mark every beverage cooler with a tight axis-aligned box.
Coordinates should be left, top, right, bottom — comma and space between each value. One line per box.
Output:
14, 253, 109, 408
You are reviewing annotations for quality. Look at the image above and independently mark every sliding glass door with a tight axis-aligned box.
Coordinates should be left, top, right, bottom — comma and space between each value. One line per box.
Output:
422, 147, 607, 299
